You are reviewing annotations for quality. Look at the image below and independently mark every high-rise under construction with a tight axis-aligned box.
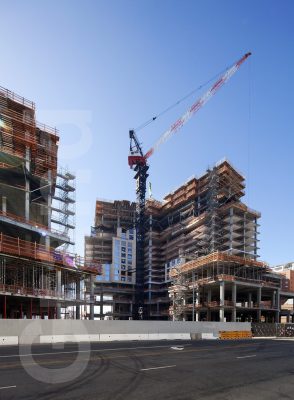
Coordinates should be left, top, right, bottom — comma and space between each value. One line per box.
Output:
0, 86, 100, 319
86, 159, 283, 321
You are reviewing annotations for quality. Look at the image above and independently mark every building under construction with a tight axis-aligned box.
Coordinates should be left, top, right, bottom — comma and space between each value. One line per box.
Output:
87, 160, 282, 321
144, 159, 293, 322
162, 160, 288, 322
0, 86, 100, 319
85, 200, 136, 319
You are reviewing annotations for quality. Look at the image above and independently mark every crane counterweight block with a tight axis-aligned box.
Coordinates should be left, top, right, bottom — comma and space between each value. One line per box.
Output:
128, 155, 147, 167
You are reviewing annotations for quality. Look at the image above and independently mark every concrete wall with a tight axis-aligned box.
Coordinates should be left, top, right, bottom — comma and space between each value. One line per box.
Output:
0, 320, 251, 345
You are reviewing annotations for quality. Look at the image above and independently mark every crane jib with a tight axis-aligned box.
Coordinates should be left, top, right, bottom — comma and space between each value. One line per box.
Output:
142, 52, 251, 160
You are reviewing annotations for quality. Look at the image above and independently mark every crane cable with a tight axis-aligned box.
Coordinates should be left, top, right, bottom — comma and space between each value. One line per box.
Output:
135, 61, 235, 133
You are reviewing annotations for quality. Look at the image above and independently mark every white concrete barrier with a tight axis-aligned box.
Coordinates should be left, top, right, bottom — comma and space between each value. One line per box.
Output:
40, 334, 100, 344
149, 333, 191, 340
201, 333, 218, 340
0, 320, 252, 345
99, 333, 149, 341
0, 336, 18, 345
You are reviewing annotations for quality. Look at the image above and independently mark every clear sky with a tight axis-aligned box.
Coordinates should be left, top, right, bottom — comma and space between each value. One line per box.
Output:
1, 0, 293, 265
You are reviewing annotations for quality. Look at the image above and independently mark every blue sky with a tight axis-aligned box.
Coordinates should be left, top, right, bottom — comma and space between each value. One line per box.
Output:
1, 0, 293, 265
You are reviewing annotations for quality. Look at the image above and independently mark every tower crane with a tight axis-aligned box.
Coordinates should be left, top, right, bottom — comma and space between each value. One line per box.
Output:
128, 52, 251, 319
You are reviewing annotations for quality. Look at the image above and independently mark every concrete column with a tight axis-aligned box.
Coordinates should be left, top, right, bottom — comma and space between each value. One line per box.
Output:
207, 288, 211, 321
248, 292, 252, 308
229, 208, 233, 254
101, 292, 104, 319
232, 308, 236, 322
232, 283, 237, 322
257, 287, 261, 306
76, 280, 81, 319
257, 286, 262, 322
129, 300, 132, 320
56, 269, 62, 319
2, 196, 7, 214
220, 282, 225, 305
90, 274, 95, 320
25, 146, 30, 221
219, 308, 225, 322
275, 289, 280, 323
45, 235, 50, 251
272, 290, 276, 309
182, 295, 187, 321
232, 282, 237, 322
192, 272, 196, 322
207, 288, 212, 303
219, 281, 225, 322
232, 283, 237, 304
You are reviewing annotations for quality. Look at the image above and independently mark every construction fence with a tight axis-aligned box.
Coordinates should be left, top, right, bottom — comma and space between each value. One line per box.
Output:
252, 323, 294, 337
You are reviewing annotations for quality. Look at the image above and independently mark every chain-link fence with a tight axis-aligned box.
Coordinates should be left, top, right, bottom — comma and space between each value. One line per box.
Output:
252, 323, 294, 337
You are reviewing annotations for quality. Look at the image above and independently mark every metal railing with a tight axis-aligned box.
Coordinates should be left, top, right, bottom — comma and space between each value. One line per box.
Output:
0, 210, 69, 238
0, 232, 101, 274
0, 86, 35, 109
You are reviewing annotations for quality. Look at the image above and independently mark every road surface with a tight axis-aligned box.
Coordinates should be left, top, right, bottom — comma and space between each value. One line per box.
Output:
0, 339, 294, 399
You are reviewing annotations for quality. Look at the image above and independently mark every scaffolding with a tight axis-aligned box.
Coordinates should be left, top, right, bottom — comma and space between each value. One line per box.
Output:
51, 167, 76, 249
144, 159, 261, 319
169, 251, 282, 322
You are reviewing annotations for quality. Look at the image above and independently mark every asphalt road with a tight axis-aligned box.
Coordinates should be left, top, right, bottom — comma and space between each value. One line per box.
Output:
0, 339, 294, 400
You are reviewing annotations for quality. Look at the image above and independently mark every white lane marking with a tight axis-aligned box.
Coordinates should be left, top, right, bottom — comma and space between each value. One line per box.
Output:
0, 385, 16, 390
141, 365, 176, 371
171, 346, 184, 351
0, 343, 192, 359
237, 355, 256, 359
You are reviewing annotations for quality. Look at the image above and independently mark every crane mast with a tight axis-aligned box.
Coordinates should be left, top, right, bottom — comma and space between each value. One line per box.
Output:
129, 129, 149, 319
128, 52, 251, 320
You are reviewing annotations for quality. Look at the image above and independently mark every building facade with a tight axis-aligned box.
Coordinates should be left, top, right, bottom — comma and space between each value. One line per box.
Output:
85, 200, 136, 319
272, 262, 294, 322
85, 159, 293, 322
0, 86, 100, 319
144, 160, 261, 319
167, 161, 294, 322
